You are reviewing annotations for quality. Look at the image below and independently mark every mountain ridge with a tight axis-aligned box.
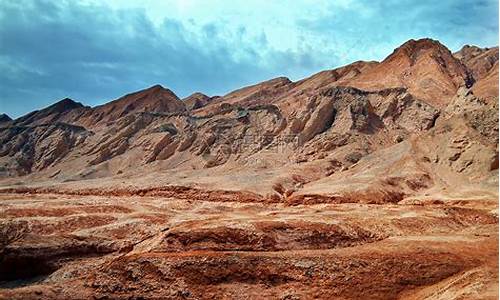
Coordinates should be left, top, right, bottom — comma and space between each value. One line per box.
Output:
0, 37, 498, 299
6, 39, 497, 122
0, 38, 497, 200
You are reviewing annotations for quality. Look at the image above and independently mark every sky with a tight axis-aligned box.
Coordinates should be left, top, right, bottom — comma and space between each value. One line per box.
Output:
0, 0, 498, 118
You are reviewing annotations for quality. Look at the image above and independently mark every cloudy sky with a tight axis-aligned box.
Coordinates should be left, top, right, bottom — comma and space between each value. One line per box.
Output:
0, 0, 498, 118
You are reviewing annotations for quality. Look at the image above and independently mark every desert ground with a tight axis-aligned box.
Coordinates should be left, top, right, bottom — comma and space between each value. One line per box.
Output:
0, 190, 498, 299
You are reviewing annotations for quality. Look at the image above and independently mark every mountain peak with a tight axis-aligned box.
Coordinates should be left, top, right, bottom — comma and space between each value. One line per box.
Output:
0, 113, 12, 123
34, 98, 84, 116
11, 97, 85, 126
88, 84, 186, 124
459, 44, 481, 51
401, 38, 441, 47
147, 84, 166, 91
139, 84, 178, 99
345, 38, 472, 108
189, 92, 209, 98
400, 38, 445, 51
183, 92, 210, 102
385, 38, 451, 64
183, 92, 212, 110
53, 97, 84, 108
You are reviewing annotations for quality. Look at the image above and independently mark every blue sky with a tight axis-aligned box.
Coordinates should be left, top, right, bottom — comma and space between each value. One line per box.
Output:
0, 0, 498, 118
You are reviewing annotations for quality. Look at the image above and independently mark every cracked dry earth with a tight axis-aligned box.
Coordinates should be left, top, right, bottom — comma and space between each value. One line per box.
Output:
0, 191, 497, 299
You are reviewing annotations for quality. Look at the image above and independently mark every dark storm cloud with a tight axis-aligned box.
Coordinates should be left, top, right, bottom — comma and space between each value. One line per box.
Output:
0, 0, 498, 118
0, 0, 327, 117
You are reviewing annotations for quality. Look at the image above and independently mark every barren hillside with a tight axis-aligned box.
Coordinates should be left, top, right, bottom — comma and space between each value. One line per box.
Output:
0, 38, 498, 299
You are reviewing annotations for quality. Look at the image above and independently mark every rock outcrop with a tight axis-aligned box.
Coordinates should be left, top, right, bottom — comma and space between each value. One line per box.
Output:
454, 45, 499, 81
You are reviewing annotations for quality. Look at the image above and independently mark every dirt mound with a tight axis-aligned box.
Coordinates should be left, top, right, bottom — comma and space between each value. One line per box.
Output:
158, 220, 384, 252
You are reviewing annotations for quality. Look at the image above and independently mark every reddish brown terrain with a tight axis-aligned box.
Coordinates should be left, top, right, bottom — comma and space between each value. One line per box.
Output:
0, 38, 498, 299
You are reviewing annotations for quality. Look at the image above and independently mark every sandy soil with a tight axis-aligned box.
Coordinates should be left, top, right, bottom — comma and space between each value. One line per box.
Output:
0, 190, 497, 299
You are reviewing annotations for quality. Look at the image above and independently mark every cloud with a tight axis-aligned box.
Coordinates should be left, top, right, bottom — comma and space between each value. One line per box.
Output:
296, 0, 499, 61
0, 0, 331, 117
0, 0, 498, 117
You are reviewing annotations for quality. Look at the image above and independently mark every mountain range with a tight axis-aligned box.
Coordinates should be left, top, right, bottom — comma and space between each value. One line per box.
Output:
0, 38, 497, 204
0, 37, 499, 299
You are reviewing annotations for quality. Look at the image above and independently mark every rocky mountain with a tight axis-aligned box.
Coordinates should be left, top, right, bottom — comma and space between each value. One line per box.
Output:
0, 38, 497, 200
0, 38, 498, 299
454, 45, 499, 102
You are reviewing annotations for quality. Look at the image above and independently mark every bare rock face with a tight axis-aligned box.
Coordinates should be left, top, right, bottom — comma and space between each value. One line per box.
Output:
424, 118, 498, 175
297, 94, 336, 142
444, 87, 487, 116
198, 77, 294, 116
370, 88, 439, 132
0, 123, 92, 176
284, 61, 379, 95
472, 61, 499, 102
454, 46, 499, 102
295, 86, 437, 160
454, 45, 499, 81
303, 87, 382, 138
223, 76, 293, 104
